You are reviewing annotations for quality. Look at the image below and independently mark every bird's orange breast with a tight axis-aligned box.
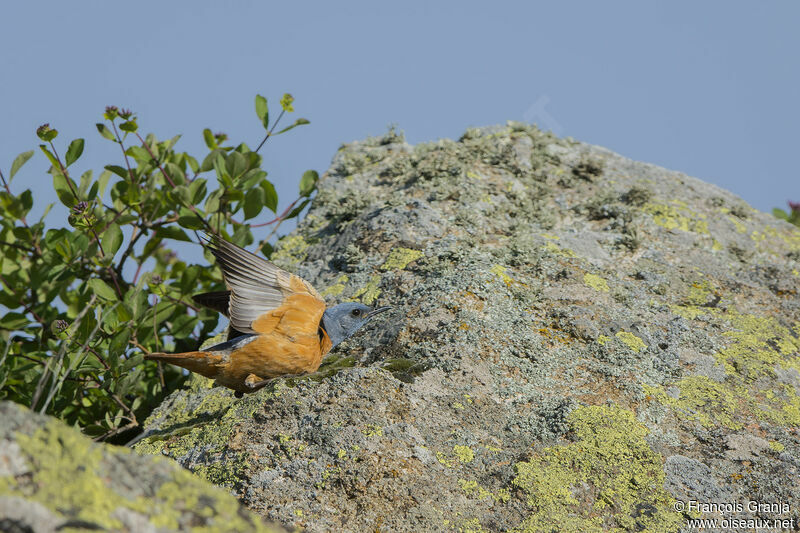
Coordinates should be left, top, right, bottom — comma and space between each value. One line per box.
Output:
213, 292, 330, 390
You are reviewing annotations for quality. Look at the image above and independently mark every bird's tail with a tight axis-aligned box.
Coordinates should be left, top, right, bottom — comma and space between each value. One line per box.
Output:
144, 351, 223, 379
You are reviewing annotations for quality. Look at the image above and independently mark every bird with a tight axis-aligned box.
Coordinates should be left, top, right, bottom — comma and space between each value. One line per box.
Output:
144, 235, 391, 396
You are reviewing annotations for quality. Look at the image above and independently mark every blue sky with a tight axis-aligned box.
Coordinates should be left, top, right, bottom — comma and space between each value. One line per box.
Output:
1, 1, 798, 232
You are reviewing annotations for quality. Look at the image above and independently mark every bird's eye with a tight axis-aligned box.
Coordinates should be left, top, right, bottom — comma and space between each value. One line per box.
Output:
351, 309, 361, 317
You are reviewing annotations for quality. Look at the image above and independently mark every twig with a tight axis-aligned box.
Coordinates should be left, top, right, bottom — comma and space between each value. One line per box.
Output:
254, 108, 286, 153
134, 132, 213, 232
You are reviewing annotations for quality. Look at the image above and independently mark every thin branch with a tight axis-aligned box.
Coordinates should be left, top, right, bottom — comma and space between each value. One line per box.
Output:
110, 120, 137, 185
134, 132, 214, 232
255, 108, 286, 153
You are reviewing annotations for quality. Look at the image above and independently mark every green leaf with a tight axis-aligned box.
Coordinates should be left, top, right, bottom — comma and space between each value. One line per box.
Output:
280, 93, 295, 112
260, 179, 278, 212
177, 213, 205, 230
0, 312, 30, 331
9, 150, 34, 180
78, 170, 93, 197
203, 128, 217, 150
276, 118, 310, 135
125, 146, 152, 165
119, 120, 138, 133
19, 190, 33, 215
104, 165, 129, 181
226, 151, 247, 180
165, 162, 186, 186
204, 188, 222, 213
240, 168, 266, 190
299, 169, 319, 197
243, 187, 265, 220
155, 225, 191, 242
255, 94, 269, 128
97, 170, 112, 196
189, 178, 207, 205
286, 198, 310, 219
65, 139, 85, 167
108, 330, 131, 357
96, 123, 116, 141
185, 154, 200, 174
88, 278, 118, 301
101, 223, 123, 256
37, 126, 58, 142
773, 208, 788, 220
200, 148, 225, 172
39, 144, 60, 169
53, 174, 77, 207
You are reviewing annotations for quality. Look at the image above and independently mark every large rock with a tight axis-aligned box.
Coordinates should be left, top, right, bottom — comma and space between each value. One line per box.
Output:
0, 401, 282, 532
135, 124, 800, 532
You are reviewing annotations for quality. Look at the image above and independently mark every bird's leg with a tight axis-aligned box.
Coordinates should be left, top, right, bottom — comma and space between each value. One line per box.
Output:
244, 373, 273, 393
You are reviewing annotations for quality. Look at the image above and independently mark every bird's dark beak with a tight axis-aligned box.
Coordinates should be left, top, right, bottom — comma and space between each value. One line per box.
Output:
366, 306, 392, 319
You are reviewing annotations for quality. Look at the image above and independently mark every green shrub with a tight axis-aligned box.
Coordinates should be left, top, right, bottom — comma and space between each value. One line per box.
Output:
0, 94, 317, 443
772, 201, 800, 227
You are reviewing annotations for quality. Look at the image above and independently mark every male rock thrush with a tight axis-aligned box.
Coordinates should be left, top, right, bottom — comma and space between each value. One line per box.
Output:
145, 236, 390, 396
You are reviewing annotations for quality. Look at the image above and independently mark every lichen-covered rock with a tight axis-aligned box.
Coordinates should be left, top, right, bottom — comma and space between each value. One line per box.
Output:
135, 123, 800, 532
0, 401, 282, 532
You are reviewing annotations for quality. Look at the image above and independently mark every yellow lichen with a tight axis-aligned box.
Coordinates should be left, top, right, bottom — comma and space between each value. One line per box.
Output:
271, 234, 309, 264
544, 241, 576, 257
453, 445, 475, 463
615, 331, 647, 353
381, 247, 423, 270
511, 405, 681, 533
321, 274, 349, 297
490, 264, 515, 288
361, 424, 383, 438
583, 273, 609, 293
351, 274, 382, 305
5, 416, 273, 532
643, 202, 709, 234
769, 440, 785, 452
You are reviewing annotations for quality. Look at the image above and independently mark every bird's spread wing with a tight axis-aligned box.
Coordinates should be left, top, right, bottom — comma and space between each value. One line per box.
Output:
204, 236, 324, 335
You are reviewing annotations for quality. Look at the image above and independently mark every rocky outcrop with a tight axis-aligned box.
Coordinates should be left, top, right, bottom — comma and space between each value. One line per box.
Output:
135, 124, 800, 532
0, 401, 282, 532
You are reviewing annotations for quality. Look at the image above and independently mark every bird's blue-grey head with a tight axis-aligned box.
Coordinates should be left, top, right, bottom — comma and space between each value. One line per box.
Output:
321, 302, 391, 348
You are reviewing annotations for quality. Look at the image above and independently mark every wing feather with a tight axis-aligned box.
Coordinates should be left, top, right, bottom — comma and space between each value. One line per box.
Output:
205, 236, 324, 335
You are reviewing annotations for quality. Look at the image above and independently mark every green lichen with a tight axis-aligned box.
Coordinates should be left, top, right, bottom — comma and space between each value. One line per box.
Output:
134, 387, 265, 488
647, 308, 800, 429
583, 273, 609, 292
361, 424, 383, 438
321, 274, 349, 297
381, 247, 423, 270
459, 479, 510, 503
769, 440, 785, 452
3, 417, 273, 532
490, 264, 515, 287
615, 331, 647, 353
644, 377, 744, 430
642, 202, 709, 234
351, 274, 382, 304
453, 445, 475, 463
544, 241, 577, 257
511, 405, 682, 533
271, 233, 310, 264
